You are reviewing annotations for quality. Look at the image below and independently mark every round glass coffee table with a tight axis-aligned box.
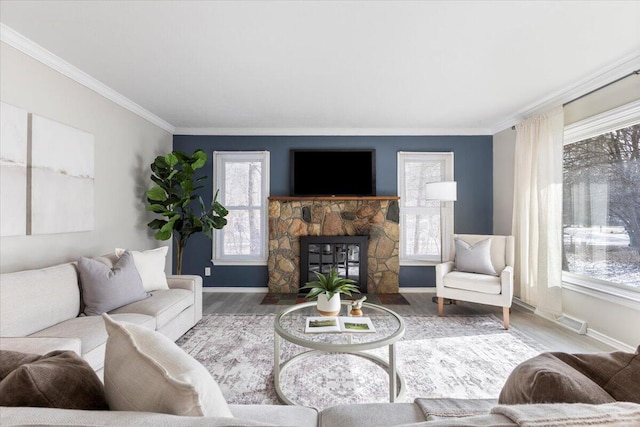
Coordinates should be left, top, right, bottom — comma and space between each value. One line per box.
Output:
273, 301, 405, 406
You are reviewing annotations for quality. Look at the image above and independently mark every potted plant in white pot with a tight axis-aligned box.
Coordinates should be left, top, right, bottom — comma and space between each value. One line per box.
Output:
300, 268, 361, 316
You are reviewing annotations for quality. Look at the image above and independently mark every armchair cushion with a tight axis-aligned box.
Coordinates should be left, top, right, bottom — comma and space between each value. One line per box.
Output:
443, 271, 502, 295
454, 238, 496, 276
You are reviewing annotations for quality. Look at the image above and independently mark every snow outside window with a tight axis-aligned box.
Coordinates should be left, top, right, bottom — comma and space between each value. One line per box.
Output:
212, 151, 270, 265
397, 152, 454, 264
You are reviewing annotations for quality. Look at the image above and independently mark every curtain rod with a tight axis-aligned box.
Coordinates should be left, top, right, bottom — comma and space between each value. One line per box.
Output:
511, 69, 640, 130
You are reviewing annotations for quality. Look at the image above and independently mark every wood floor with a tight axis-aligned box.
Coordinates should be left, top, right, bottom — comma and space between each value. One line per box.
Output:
203, 291, 614, 354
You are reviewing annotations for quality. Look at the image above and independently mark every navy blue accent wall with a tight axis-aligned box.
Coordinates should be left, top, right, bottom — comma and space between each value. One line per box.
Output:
172, 135, 493, 288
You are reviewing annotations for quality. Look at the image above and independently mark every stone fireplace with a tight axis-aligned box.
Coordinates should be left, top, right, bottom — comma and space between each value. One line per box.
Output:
268, 197, 400, 293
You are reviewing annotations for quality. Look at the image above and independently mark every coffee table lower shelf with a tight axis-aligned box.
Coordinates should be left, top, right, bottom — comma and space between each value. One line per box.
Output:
273, 346, 406, 406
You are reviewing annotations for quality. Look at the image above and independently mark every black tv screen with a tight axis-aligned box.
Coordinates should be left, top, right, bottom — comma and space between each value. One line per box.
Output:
290, 149, 376, 196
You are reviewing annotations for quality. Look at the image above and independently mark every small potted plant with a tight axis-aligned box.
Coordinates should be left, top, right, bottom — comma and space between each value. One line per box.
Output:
300, 268, 361, 316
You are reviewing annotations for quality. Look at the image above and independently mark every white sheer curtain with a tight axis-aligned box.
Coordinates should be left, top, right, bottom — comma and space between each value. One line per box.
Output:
512, 106, 564, 317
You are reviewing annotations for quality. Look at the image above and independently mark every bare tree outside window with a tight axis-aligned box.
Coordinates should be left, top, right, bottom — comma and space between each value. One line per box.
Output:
213, 151, 269, 263
563, 124, 640, 288
398, 152, 454, 262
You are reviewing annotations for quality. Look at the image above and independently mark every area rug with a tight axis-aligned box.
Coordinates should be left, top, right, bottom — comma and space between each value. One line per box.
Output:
176, 313, 547, 410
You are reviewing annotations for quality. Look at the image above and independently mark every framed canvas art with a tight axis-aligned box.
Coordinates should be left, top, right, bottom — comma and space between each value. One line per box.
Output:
30, 114, 94, 234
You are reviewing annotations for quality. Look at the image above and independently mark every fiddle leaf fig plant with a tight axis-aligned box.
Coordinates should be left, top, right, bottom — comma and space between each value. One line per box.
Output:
146, 149, 228, 274
300, 268, 361, 300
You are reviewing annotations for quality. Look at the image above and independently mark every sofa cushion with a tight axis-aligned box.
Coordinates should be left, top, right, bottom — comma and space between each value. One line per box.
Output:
319, 403, 425, 427
454, 237, 496, 276
102, 314, 233, 418
0, 337, 82, 357
29, 313, 155, 371
230, 404, 318, 427
0, 263, 80, 337
110, 288, 192, 329
115, 246, 169, 292
0, 407, 276, 426
443, 271, 502, 295
0, 350, 108, 410
499, 352, 616, 404
78, 250, 149, 316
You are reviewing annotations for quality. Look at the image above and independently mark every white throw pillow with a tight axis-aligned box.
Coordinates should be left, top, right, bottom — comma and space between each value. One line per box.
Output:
102, 313, 232, 417
115, 247, 169, 292
455, 238, 497, 275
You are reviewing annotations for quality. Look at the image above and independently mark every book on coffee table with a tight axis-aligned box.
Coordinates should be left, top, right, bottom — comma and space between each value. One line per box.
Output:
305, 316, 376, 333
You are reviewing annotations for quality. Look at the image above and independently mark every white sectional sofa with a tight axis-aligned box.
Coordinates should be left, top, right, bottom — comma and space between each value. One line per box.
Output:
1, 256, 639, 427
0, 254, 202, 380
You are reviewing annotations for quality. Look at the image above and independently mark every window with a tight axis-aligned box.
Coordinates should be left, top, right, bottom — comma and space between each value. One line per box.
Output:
397, 152, 454, 263
563, 101, 640, 292
212, 151, 270, 264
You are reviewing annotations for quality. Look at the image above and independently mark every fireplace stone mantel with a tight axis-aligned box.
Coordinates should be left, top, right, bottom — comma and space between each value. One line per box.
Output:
268, 197, 400, 294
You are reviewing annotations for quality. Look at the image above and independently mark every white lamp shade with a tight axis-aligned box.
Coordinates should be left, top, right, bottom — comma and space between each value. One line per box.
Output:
424, 181, 457, 201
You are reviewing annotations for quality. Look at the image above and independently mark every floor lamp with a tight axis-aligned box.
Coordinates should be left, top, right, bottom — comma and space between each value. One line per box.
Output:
423, 181, 457, 262
424, 181, 457, 305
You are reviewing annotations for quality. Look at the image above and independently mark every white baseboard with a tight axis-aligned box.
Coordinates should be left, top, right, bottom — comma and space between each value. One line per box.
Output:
514, 298, 633, 351
202, 287, 268, 293
399, 287, 436, 293
586, 328, 636, 352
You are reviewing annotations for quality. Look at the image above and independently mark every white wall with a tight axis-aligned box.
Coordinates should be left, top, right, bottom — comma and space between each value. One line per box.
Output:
493, 72, 640, 349
0, 42, 173, 273
492, 128, 516, 236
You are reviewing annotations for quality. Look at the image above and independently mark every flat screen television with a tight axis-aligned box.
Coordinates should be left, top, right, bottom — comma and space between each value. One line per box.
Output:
290, 149, 376, 196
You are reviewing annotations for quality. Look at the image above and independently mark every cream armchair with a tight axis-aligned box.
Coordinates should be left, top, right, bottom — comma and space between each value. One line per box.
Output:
436, 234, 515, 329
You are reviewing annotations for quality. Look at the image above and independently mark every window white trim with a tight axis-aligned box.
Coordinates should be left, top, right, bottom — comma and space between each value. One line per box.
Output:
397, 151, 454, 264
564, 100, 640, 145
562, 273, 640, 311
212, 151, 270, 265
562, 100, 640, 297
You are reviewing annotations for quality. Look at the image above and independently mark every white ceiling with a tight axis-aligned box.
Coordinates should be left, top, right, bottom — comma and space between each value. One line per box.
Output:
1, 1, 639, 135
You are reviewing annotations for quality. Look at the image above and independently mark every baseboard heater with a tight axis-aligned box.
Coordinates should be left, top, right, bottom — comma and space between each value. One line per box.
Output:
556, 315, 588, 335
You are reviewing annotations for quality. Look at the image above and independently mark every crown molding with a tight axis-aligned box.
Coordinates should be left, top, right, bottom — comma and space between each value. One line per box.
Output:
490, 51, 640, 134
0, 24, 175, 134
173, 127, 493, 136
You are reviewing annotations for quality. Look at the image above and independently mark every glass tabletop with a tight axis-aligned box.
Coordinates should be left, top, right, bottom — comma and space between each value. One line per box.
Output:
274, 301, 405, 352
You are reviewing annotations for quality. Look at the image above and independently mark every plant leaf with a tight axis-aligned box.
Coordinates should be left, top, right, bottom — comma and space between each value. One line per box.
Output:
146, 186, 167, 202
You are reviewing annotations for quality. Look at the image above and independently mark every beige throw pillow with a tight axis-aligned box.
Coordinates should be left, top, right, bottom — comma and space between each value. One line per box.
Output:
115, 247, 169, 292
102, 313, 232, 417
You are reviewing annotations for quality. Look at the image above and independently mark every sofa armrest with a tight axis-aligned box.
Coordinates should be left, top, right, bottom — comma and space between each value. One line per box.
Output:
167, 275, 202, 323
0, 336, 82, 356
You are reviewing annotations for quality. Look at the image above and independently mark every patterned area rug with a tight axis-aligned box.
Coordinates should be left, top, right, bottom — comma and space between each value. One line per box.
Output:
177, 313, 546, 410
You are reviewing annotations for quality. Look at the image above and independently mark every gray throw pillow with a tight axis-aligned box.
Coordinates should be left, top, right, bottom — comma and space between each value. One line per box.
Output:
455, 238, 497, 275
78, 250, 148, 316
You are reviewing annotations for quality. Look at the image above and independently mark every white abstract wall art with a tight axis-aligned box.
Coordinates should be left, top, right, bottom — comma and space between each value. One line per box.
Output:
30, 114, 94, 234
0, 102, 28, 236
